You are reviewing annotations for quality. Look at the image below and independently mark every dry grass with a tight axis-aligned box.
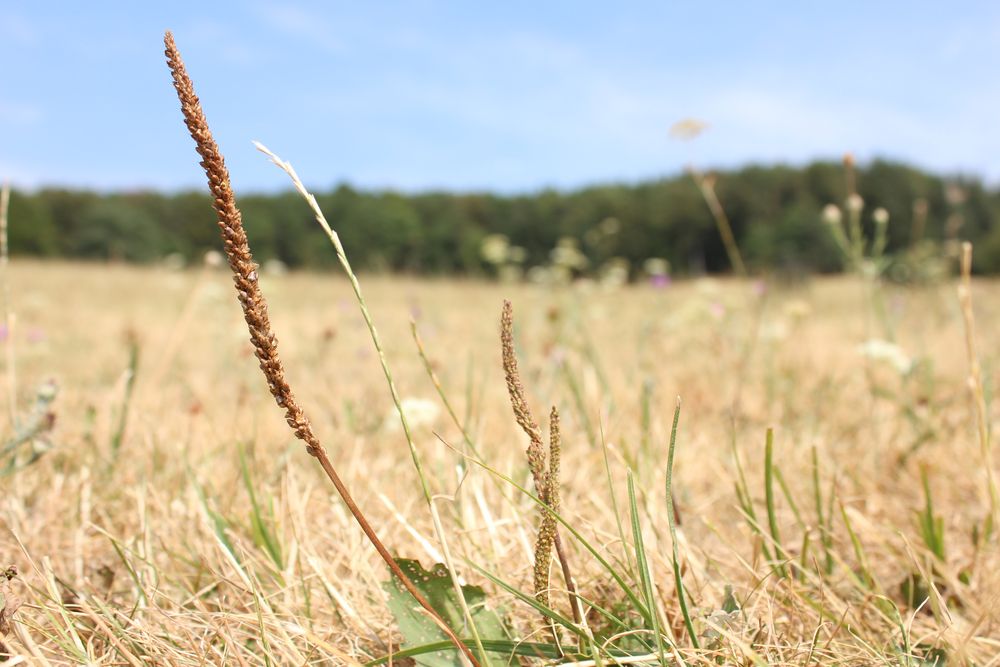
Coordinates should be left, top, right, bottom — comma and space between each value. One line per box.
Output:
1, 258, 999, 664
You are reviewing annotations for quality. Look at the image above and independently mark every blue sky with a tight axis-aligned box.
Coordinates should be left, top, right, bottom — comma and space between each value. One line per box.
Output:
3, 2, 1000, 193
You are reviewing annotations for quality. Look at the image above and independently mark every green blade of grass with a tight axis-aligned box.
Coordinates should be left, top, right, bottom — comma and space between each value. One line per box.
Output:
764, 428, 788, 579
627, 470, 670, 665
664, 398, 699, 650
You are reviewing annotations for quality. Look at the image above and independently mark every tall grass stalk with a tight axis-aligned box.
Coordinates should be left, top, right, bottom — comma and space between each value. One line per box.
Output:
764, 428, 788, 579
163, 32, 480, 666
627, 471, 670, 665
254, 141, 488, 665
811, 446, 834, 575
664, 398, 699, 650
689, 168, 746, 276
957, 242, 999, 534
0, 181, 15, 427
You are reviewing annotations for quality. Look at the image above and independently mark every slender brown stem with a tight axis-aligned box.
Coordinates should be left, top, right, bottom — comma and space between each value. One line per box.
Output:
162, 31, 478, 666
689, 168, 746, 276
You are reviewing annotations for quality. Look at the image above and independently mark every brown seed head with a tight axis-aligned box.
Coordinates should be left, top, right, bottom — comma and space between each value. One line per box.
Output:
163, 32, 321, 456
500, 300, 547, 496
532, 407, 563, 605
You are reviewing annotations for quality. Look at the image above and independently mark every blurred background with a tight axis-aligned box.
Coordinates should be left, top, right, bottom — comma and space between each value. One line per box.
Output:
3, 1, 1000, 277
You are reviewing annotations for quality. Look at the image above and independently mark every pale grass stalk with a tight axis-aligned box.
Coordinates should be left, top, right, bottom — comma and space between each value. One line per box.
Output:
40, 557, 86, 655
0, 181, 15, 427
254, 141, 488, 665
843, 152, 857, 198
554, 653, 658, 667
377, 492, 445, 563
73, 598, 144, 667
957, 242, 999, 530
689, 167, 746, 276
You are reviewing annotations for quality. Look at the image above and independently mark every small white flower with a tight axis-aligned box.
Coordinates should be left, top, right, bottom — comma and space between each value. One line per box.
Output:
822, 204, 842, 225
390, 398, 440, 430
858, 339, 913, 374
846, 194, 864, 213
480, 234, 510, 265
550, 238, 588, 270
873, 207, 889, 225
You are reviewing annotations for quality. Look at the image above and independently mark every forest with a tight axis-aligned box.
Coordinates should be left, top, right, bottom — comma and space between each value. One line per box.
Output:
7, 158, 998, 277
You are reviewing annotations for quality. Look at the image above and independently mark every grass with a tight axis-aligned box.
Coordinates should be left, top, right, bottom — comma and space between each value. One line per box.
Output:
0, 258, 998, 664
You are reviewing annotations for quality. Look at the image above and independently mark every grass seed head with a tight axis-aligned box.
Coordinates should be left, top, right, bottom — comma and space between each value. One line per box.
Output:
500, 299, 547, 495
163, 31, 320, 456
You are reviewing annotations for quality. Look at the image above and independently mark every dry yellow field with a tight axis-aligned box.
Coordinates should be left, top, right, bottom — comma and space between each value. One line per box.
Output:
2, 260, 999, 664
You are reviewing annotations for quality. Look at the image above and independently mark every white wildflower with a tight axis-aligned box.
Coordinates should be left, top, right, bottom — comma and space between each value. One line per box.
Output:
822, 204, 842, 225
480, 234, 510, 265
858, 339, 913, 374
550, 237, 588, 270
388, 398, 440, 430
643, 257, 670, 277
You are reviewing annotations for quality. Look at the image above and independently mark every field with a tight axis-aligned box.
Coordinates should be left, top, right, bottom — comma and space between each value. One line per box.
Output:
1, 259, 998, 665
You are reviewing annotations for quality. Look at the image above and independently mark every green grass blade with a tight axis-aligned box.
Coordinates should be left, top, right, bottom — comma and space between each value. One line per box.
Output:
627, 470, 670, 664
764, 428, 788, 578
665, 399, 699, 650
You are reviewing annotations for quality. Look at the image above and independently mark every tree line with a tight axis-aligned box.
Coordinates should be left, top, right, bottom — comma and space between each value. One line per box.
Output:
6, 159, 1000, 276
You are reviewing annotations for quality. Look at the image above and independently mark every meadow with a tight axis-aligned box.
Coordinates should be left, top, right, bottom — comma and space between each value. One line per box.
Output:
2, 257, 998, 665
0, 26, 997, 667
